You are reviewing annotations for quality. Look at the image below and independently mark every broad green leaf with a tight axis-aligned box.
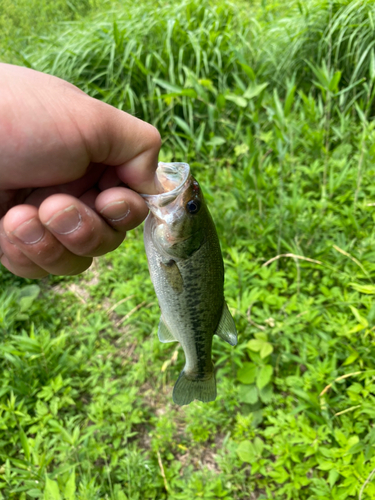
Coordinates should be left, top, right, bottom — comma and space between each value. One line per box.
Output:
260, 342, 273, 358
317, 461, 334, 471
247, 339, 263, 352
256, 365, 273, 389
253, 437, 264, 456
259, 131, 273, 144
234, 144, 249, 157
18, 285, 40, 313
198, 78, 214, 90
116, 492, 127, 500
63, 470, 76, 500
225, 93, 247, 107
27, 490, 43, 498
343, 352, 359, 366
259, 383, 273, 403
268, 466, 289, 483
11, 336, 41, 353
350, 283, 375, 294
162, 88, 197, 99
207, 136, 226, 146
48, 421, 73, 445
254, 332, 268, 341
238, 384, 258, 404
239, 63, 255, 80
329, 70, 342, 93
284, 84, 296, 116
153, 78, 182, 93
349, 306, 368, 328
19, 428, 30, 461
243, 83, 268, 100
236, 440, 256, 463
44, 476, 61, 500
181, 88, 198, 98
237, 363, 256, 384
173, 116, 193, 138
328, 469, 339, 488
216, 93, 226, 109
349, 324, 368, 334
347, 435, 359, 448
348, 441, 364, 455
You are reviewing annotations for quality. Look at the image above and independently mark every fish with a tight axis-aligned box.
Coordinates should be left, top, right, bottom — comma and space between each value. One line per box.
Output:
141, 162, 237, 406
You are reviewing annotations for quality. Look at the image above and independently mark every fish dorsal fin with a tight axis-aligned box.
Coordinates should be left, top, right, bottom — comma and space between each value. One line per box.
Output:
215, 302, 237, 346
158, 316, 178, 343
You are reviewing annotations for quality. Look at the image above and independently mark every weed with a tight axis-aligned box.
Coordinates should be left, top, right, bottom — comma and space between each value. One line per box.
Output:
2, 0, 375, 498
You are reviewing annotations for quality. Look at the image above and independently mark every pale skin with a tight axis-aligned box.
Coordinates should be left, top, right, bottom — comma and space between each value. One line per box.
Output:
0, 63, 161, 279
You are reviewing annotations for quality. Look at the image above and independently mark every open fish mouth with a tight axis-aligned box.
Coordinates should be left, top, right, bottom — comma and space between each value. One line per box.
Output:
141, 162, 191, 220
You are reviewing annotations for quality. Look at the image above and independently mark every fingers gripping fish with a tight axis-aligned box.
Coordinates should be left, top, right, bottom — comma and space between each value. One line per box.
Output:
141, 163, 237, 406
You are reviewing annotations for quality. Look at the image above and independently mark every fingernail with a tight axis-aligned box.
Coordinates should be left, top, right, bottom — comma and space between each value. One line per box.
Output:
100, 200, 130, 222
46, 206, 82, 234
12, 218, 45, 244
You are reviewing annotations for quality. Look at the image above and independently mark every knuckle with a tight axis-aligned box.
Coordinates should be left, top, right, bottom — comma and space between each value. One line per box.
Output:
72, 230, 123, 258
5, 246, 32, 267
29, 240, 66, 267
72, 231, 104, 256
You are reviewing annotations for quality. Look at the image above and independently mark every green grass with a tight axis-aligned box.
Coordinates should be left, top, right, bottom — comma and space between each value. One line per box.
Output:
0, 0, 110, 63
2, 0, 375, 498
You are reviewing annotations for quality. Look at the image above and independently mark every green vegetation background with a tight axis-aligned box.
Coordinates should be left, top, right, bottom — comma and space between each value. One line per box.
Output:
2, 0, 375, 498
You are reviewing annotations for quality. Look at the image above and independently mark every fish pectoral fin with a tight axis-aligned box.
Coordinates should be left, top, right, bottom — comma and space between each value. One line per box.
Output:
215, 301, 238, 346
158, 316, 178, 343
173, 371, 217, 406
159, 259, 183, 293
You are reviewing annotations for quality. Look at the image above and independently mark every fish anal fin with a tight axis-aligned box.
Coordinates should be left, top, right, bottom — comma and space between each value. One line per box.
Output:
158, 316, 178, 343
173, 371, 217, 406
215, 301, 237, 346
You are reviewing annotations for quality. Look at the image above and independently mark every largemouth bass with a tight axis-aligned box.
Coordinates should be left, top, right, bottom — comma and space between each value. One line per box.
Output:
142, 162, 237, 406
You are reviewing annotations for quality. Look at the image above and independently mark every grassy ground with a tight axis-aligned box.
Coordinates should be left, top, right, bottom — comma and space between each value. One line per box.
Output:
2, 0, 375, 498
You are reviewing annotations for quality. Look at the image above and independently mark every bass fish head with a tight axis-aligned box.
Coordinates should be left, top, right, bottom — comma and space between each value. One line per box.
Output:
142, 163, 209, 259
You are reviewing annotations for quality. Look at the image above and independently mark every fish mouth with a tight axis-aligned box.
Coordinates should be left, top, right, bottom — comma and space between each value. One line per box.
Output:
141, 163, 190, 210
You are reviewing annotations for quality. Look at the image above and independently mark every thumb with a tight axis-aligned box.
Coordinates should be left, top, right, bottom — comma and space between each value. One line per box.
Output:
0, 64, 161, 193
85, 98, 161, 194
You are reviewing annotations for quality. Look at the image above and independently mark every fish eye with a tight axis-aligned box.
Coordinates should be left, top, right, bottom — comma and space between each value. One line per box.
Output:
186, 199, 201, 214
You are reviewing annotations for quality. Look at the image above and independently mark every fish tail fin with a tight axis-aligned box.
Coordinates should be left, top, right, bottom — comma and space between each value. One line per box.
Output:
173, 371, 217, 406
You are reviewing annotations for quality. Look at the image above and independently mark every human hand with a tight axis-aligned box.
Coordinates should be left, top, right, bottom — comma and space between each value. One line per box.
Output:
0, 63, 161, 278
